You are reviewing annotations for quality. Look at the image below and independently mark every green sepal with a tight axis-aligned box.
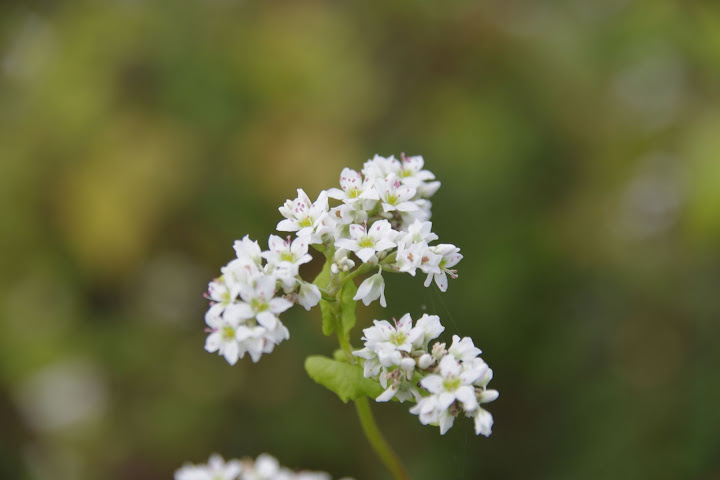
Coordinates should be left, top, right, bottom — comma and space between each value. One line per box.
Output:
304, 355, 383, 403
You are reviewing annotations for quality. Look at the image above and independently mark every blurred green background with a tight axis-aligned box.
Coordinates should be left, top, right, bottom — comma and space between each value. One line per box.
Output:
1, 1, 719, 479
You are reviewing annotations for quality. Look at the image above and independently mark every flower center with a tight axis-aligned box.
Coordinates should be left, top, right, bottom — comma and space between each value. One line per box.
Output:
222, 326, 235, 341
280, 251, 295, 262
443, 377, 461, 391
386, 193, 398, 205
251, 298, 269, 312
298, 217, 313, 228
391, 332, 407, 346
358, 237, 375, 248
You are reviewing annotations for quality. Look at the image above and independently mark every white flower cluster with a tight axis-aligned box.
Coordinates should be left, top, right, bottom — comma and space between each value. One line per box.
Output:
203, 154, 462, 364
277, 154, 463, 304
175, 453, 352, 480
353, 313, 498, 436
204, 235, 322, 364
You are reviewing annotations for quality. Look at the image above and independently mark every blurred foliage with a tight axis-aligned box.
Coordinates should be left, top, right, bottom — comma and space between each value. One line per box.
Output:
1, 1, 720, 479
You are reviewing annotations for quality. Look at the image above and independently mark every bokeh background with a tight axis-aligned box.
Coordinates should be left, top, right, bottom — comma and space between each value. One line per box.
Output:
2, 1, 720, 479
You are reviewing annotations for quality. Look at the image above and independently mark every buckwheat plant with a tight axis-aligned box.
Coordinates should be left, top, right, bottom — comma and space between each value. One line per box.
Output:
183, 154, 499, 480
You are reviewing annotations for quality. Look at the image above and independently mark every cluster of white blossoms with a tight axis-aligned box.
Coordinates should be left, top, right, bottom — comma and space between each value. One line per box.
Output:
204, 235, 322, 364
204, 154, 463, 365
353, 313, 499, 436
175, 453, 352, 480
277, 154, 463, 302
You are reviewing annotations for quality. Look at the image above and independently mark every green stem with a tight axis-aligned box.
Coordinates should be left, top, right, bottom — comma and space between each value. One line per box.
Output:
342, 263, 374, 284
354, 397, 411, 480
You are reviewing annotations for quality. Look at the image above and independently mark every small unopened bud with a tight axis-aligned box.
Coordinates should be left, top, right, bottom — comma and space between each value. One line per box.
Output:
478, 389, 499, 404
400, 357, 416, 377
431, 342, 447, 360
418, 353, 434, 370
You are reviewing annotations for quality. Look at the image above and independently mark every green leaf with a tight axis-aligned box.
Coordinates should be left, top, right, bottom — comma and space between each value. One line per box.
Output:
305, 356, 383, 403
340, 280, 357, 338
319, 300, 335, 336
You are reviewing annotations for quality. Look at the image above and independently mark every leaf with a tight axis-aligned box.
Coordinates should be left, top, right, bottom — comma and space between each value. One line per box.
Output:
319, 299, 335, 336
340, 280, 357, 338
304, 356, 383, 403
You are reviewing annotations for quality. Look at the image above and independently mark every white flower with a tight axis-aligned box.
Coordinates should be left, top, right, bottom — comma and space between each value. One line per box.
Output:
398, 220, 438, 245
448, 335, 482, 362
277, 189, 329, 241
362, 154, 401, 181
409, 394, 456, 435
263, 235, 312, 270
412, 314, 445, 349
398, 198, 432, 231
397, 154, 436, 188
175, 454, 243, 480
472, 408, 494, 437
295, 474, 332, 480
297, 282, 321, 310
207, 276, 236, 308
262, 235, 312, 290
327, 168, 379, 203
394, 241, 426, 276
353, 314, 422, 369
233, 235, 263, 266
334, 220, 397, 263
376, 374, 421, 403
466, 357, 494, 387
420, 356, 481, 413
242, 453, 294, 480
177, 454, 346, 480
423, 244, 462, 292
230, 276, 292, 331
329, 201, 369, 227
374, 177, 418, 213
222, 257, 262, 293
353, 272, 386, 307
204, 308, 244, 365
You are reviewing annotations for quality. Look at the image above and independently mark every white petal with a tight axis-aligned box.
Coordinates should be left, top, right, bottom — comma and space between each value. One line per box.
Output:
455, 386, 478, 412
327, 187, 345, 200
356, 248, 376, 263
269, 297, 293, 314
334, 238, 358, 251
205, 332, 222, 353
256, 311, 278, 330
376, 386, 396, 402
420, 375, 443, 394
438, 410, 455, 435
277, 219, 299, 232
222, 341, 240, 365
224, 302, 254, 322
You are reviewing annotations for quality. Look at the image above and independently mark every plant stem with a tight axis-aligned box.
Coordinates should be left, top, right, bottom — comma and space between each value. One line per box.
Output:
354, 397, 411, 480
